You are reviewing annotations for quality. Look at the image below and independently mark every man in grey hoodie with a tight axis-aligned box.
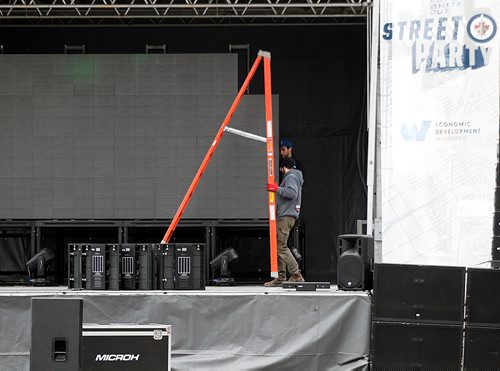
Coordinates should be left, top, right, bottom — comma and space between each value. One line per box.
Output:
264, 156, 305, 287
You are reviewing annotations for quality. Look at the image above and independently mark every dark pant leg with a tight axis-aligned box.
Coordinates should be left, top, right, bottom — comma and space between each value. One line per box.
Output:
277, 216, 299, 279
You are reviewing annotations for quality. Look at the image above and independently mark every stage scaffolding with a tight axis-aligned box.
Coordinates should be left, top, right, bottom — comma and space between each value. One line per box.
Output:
0, 0, 367, 26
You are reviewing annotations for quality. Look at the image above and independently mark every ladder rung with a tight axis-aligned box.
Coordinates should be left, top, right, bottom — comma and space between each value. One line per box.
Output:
224, 126, 267, 143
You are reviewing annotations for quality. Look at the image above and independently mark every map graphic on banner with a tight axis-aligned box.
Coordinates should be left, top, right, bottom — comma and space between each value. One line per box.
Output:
380, 0, 499, 266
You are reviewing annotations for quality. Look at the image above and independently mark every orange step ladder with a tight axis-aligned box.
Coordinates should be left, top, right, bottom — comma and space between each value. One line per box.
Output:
161, 50, 279, 278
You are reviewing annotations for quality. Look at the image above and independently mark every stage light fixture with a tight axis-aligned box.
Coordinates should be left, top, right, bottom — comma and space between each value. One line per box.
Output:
26, 248, 55, 286
210, 248, 238, 286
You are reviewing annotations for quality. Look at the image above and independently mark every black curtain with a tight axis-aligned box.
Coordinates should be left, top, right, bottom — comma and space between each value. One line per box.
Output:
0, 236, 29, 272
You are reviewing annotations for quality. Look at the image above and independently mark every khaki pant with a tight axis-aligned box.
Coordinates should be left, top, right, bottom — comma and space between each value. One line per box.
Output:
277, 216, 299, 280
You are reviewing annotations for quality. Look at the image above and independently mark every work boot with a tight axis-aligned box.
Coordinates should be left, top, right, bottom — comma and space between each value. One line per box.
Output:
264, 278, 284, 287
287, 272, 304, 283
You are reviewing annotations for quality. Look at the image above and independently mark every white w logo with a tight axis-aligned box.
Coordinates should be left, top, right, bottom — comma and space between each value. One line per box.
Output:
400, 121, 431, 141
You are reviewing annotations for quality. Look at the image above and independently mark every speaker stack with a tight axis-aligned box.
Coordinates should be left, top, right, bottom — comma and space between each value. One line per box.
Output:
464, 268, 500, 369
336, 234, 374, 290
69, 243, 205, 291
371, 264, 465, 370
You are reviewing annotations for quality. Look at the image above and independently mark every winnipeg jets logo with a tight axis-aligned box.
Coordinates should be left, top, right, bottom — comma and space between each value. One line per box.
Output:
467, 14, 497, 43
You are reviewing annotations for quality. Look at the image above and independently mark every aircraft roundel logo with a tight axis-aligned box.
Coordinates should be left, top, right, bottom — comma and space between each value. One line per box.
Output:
467, 14, 497, 43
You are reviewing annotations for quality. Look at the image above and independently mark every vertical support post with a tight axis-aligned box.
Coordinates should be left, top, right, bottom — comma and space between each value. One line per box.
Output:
36, 226, 41, 255
123, 226, 128, 243
262, 51, 278, 278
118, 225, 123, 244
30, 224, 36, 257
210, 224, 217, 284
366, 0, 379, 236
161, 54, 263, 244
205, 225, 211, 285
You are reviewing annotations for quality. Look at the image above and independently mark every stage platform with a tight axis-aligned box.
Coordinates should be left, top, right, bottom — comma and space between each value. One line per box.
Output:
0, 285, 371, 370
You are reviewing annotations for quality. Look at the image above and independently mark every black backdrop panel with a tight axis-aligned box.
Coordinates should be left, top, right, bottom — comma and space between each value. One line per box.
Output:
0, 54, 278, 220
371, 321, 463, 370
466, 268, 500, 326
464, 326, 500, 369
373, 264, 465, 323
0, 26, 367, 282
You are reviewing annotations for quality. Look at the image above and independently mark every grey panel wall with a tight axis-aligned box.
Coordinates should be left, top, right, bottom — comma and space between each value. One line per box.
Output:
0, 54, 279, 219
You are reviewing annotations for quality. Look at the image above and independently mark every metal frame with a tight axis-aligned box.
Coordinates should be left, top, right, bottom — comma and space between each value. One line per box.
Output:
146, 44, 167, 54
366, 0, 377, 236
210, 218, 305, 282
64, 44, 86, 54
229, 43, 250, 93
0, 221, 36, 257
0, 217, 305, 285
0, 0, 367, 26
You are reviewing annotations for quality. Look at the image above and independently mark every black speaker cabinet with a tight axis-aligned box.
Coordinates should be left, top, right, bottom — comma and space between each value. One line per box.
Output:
492, 237, 500, 267
371, 321, 463, 370
68, 244, 86, 290
107, 243, 120, 290
464, 325, 500, 369
466, 268, 500, 326
31, 297, 83, 371
152, 244, 161, 290
174, 243, 205, 290
493, 212, 500, 235
120, 243, 136, 290
153, 243, 175, 290
337, 234, 374, 290
137, 243, 153, 290
85, 244, 106, 290
373, 263, 465, 323
495, 186, 500, 210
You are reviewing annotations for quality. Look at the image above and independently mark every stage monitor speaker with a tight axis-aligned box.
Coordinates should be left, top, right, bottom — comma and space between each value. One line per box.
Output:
30, 297, 83, 371
336, 234, 374, 291
371, 321, 463, 370
464, 325, 500, 369
373, 263, 465, 323
466, 268, 500, 326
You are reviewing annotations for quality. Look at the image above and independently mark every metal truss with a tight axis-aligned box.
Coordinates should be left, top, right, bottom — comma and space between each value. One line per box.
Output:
0, 0, 368, 26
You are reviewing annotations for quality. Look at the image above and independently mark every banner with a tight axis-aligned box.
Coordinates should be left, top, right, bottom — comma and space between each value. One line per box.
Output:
380, 0, 499, 266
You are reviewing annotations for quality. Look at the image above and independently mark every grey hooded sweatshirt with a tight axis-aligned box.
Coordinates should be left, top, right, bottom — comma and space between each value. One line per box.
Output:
276, 168, 304, 220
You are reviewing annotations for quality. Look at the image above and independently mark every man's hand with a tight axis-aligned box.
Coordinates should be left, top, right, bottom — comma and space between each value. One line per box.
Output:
267, 183, 279, 193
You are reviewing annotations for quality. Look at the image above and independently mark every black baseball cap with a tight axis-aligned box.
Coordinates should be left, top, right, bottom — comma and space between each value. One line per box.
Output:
279, 139, 293, 148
